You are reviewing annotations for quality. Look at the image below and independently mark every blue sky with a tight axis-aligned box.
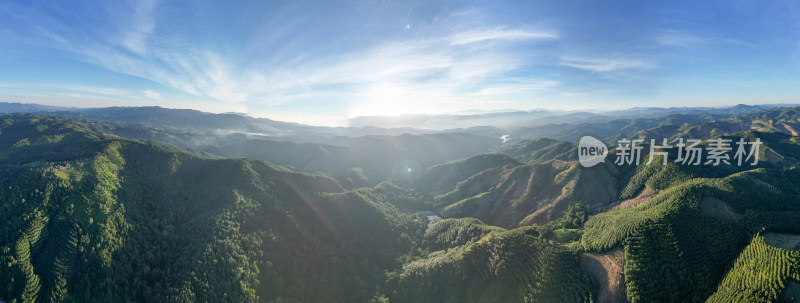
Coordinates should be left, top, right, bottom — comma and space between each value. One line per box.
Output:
1, 0, 799, 125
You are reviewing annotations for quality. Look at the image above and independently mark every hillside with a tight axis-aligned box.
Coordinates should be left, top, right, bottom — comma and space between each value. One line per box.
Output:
492, 137, 577, 164
388, 225, 597, 303
0, 115, 428, 302
510, 114, 721, 143
420, 157, 617, 228
414, 154, 521, 195
0, 112, 503, 189
628, 106, 800, 144
581, 167, 800, 301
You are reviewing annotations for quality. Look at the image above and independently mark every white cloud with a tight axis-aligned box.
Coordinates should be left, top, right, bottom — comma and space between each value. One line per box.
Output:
143, 90, 161, 99
14, 3, 561, 115
449, 28, 558, 45
560, 56, 657, 72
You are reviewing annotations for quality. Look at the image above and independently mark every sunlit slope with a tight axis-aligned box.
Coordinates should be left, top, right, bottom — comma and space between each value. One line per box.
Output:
417, 129, 800, 302
610, 130, 798, 201
577, 130, 800, 302
492, 137, 577, 164
706, 233, 800, 303
0, 114, 427, 302
417, 155, 617, 228
581, 166, 800, 302
414, 153, 521, 195
630, 106, 800, 143
388, 223, 597, 303
455, 130, 794, 228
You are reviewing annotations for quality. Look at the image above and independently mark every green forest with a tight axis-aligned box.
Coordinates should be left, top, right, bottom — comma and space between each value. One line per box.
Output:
1, 108, 799, 303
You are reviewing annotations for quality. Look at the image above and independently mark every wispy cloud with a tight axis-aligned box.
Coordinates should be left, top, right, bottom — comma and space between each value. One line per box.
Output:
59, 93, 120, 100
119, 0, 158, 55
143, 90, 161, 99
467, 81, 559, 96
657, 30, 758, 48
720, 38, 758, 48
59, 85, 130, 96
59, 23, 560, 115
449, 28, 558, 45
560, 91, 588, 97
0, 1, 569, 119
560, 56, 657, 72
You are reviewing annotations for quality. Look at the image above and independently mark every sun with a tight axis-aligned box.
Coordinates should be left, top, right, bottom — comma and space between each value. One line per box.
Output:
349, 83, 417, 117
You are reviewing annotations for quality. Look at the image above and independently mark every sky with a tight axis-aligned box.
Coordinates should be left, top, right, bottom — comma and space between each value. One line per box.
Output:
1, 0, 800, 126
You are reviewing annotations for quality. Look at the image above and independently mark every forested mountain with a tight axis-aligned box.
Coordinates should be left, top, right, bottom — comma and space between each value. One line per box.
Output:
0, 111, 503, 189
422, 158, 617, 227
0, 115, 426, 302
630, 106, 800, 143
1, 106, 800, 303
2, 102, 797, 145
492, 137, 577, 164
509, 113, 721, 143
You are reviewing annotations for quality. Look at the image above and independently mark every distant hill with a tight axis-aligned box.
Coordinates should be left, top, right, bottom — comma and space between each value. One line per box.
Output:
510, 113, 722, 143
348, 103, 797, 130
492, 137, 577, 163
2, 102, 797, 143
0, 102, 74, 113
202, 132, 503, 187
623, 106, 800, 144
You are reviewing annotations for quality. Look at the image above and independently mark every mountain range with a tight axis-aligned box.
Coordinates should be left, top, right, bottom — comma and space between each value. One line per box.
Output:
1, 102, 799, 302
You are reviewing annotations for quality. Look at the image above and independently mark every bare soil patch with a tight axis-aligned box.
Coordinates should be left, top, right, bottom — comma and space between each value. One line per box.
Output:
580, 248, 626, 303
782, 124, 799, 136
610, 188, 658, 211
